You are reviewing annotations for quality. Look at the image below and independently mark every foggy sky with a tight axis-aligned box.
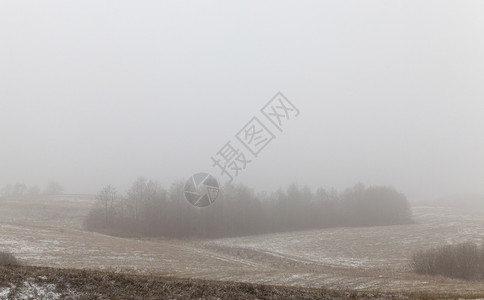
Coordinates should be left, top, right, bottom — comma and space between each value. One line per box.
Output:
1, 1, 483, 202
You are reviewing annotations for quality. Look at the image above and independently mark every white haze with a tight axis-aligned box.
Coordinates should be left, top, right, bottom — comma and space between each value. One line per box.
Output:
1, 1, 483, 203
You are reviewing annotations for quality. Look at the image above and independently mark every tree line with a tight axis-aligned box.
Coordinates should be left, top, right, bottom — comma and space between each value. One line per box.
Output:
84, 177, 412, 238
0, 181, 64, 199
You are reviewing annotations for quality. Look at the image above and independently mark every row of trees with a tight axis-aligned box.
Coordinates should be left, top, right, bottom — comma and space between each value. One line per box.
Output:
0, 182, 64, 199
84, 178, 413, 238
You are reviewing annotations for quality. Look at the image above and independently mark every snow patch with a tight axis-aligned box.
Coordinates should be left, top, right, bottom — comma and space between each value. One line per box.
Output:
0, 282, 62, 300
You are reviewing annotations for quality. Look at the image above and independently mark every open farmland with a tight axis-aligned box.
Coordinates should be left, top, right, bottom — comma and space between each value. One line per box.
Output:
1, 195, 484, 298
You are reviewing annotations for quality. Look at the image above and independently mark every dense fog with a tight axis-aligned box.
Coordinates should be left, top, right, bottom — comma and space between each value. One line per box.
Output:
2, 1, 483, 203
2, 2, 484, 298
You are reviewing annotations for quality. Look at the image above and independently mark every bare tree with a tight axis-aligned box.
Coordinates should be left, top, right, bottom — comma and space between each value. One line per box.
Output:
27, 186, 41, 197
1, 184, 12, 199
12, 183, 28, 198
44, 181, 64, 195
127, 177, 147, 224
97, 185, 117, 226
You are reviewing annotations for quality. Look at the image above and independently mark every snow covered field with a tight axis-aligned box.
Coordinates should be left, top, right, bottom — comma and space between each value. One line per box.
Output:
1, 196, 484, 295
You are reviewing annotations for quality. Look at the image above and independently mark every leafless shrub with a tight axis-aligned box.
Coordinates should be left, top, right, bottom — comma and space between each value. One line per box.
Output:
0, 251, 20, 266
412, 242, 484, 280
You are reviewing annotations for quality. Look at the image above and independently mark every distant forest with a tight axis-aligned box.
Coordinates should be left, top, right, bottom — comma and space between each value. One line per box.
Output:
83, 178, 413, 238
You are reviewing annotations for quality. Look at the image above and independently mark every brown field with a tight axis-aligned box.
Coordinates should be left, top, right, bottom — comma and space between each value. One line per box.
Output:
1, 265, 447, 300
1, 195, 484, 298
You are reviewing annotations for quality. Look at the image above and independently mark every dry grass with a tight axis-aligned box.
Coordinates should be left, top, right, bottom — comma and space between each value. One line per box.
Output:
1, 265, 479, 299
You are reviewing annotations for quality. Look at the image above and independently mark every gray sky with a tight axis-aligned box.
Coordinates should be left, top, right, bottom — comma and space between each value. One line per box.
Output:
1, 1, 483, 202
